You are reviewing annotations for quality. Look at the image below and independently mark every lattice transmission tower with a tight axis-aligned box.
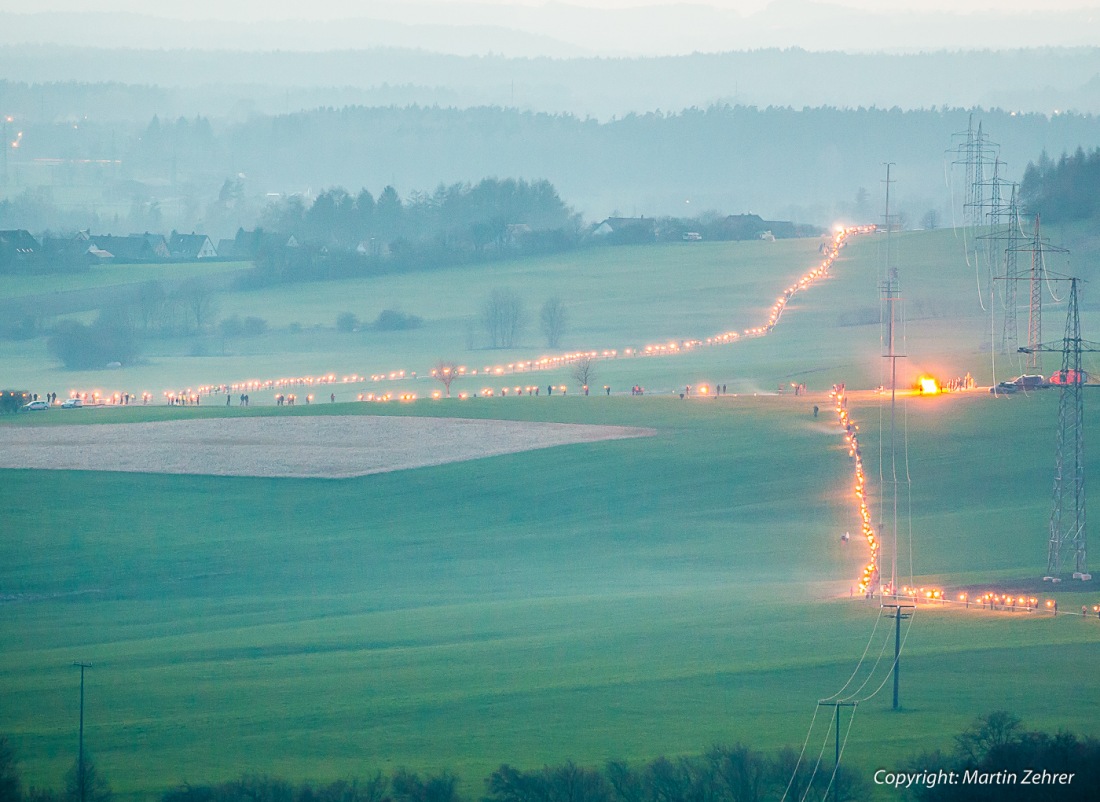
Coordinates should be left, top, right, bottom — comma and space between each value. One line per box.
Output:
1008, 216, 1067, 373
978, 160, 1028, 354
998, 184, 1026, 354
952, 116, 998, 229
1021, 278, 1099, 579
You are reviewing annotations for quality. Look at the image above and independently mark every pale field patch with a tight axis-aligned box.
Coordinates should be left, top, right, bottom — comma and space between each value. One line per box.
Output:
0, 415, 654, 478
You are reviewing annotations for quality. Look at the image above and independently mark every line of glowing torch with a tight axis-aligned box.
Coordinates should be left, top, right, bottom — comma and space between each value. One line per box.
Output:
60, 226, 876, 405
832, 384, 879, 596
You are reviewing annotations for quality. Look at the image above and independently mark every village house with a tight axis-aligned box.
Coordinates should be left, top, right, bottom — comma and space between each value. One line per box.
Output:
169, 232, 218, 259
0, 229, 40, 270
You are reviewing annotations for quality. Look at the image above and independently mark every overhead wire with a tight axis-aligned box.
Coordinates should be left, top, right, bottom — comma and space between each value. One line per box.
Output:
778, 704, 822, 802
974, 241, 988, 312
990, 275, 1000, 393
797, 711, 837, 802
945, 151, 961, 239
819, 704, 860, 802
853, 608, 918, 703
821, 613, 885, 702
896, 238, 914, 589
1042, 245, 1066, 303
836, 619, 895, 703
903, 323, 915, 588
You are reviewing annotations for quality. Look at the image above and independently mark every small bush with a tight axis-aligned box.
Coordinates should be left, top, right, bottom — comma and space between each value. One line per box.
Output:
336, 312, 360, 333
0, 390, 32, 414
219, 316, 245, 338
220, 315, 268, 337
243, 316, 268, 336
46, 321, 139, 370
373, 310, 423, 331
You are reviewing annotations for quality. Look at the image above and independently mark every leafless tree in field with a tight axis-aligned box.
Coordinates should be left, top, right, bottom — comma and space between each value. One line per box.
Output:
539, 296, 567, 348
481, 287, 525, 348
434, 360, 459, 397
571, 356, 594, 390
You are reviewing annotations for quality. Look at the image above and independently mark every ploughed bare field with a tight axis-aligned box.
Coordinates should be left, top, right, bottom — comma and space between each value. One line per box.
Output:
0, 416, 655, 478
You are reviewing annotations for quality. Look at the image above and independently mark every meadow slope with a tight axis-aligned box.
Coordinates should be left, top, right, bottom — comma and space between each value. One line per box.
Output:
3, 230, 1100, 798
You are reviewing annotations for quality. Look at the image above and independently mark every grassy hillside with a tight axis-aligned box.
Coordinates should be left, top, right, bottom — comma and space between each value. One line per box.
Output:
0, 231, 998, 397
0, 261, 250, 301
9, 224, 1096, 403
3, 392, 1100, 798
4, 228, 1100, 798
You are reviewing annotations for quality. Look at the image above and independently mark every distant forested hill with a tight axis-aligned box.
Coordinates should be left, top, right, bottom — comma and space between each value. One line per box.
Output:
1, 101, 1097, 235
217, 105, 1097, 224
0, 46, 1098, 121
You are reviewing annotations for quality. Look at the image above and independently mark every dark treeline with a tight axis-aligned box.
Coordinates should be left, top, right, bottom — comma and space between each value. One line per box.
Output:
5, 714, 1099, 802
0, 741, 866, 802
239, 177, 579, 286
261, 178, 577, 251
909, 711, 1100, 801
1020, 147, 1100, 224
2, 103, 1097, 236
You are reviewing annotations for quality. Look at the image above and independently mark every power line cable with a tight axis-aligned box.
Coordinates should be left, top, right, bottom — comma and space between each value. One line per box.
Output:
779, 703, 823, 802
797, 711, 837, 802
819, 704, 859, 802
854, 609, 917, 703
821, 613, 885, 702
837, 621, 895, 703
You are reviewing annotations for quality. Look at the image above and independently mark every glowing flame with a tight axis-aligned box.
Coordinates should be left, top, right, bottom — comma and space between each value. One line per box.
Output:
918, 377, 940, 395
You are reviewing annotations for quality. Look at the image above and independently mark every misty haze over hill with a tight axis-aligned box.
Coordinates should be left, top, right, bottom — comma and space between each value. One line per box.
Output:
1, 1, 1098, 56
2, 102, 1096, 237
1, 47, 1098, 121
0, 1, 1097, 237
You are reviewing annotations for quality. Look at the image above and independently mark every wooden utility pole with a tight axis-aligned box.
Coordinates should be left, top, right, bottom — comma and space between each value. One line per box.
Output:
74, 662, 92, 802
881, 605, 913, 710
816, 700, 857, 802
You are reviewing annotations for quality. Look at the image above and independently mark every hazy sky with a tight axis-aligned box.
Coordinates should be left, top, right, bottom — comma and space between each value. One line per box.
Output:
2, 0, 1097, 16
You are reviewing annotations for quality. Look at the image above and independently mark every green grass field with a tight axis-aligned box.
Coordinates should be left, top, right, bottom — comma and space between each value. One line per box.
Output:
0, 261, 252, 302
3, 229, 1100, 799
5, 227, 1096, 404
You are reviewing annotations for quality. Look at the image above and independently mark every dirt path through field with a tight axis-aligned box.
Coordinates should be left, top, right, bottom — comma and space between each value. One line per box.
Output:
0, 416, 654, 478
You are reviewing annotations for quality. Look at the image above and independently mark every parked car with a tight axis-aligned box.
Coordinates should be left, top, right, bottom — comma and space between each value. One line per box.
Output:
20, 400, 50, 411
60, 398, 83, 409
992, 374, 1048, 393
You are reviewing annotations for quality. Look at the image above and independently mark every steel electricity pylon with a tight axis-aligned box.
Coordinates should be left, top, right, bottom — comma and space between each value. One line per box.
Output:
951, 115, 998, 229
1009, 215, 1068, 373
976, 160, 1027, 353
1020, 278, 1100, 579
998, 185, 1026, 353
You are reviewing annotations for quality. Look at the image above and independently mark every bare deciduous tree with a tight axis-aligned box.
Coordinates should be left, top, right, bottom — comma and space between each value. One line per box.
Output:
481, 287, 525, 348
539, 296, 567, 348
136, 280, 167, 332
434, 360, 459, 397
175, 279, 219, 331
571, 356, 594, 390
920, 209, 940, 230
